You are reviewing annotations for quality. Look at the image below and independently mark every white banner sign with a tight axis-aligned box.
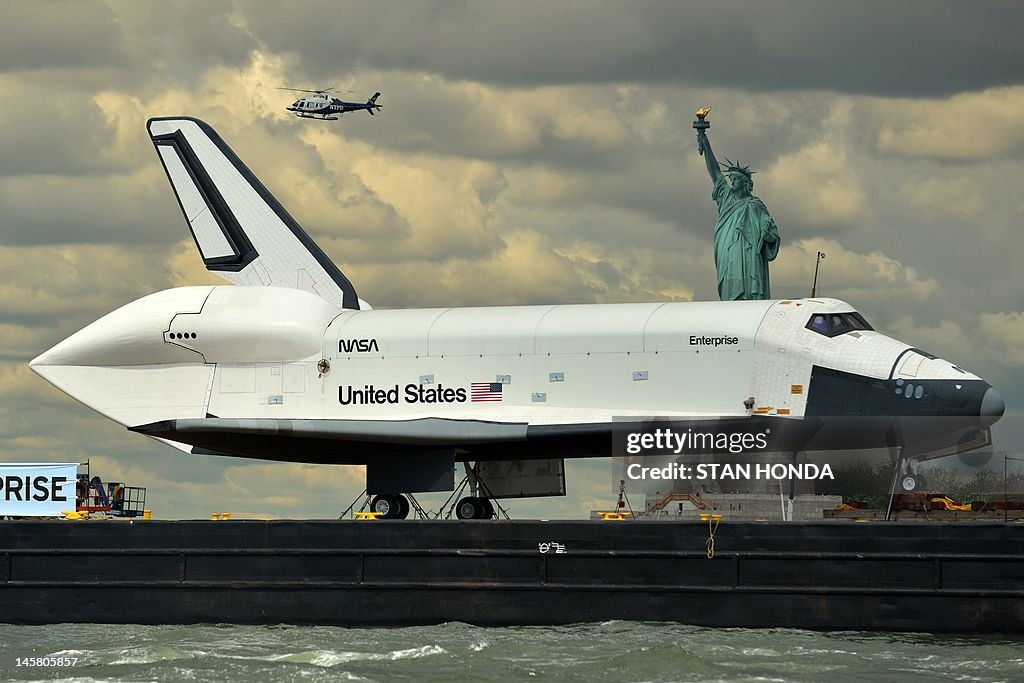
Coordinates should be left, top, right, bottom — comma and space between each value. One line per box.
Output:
0, 463, 78, 517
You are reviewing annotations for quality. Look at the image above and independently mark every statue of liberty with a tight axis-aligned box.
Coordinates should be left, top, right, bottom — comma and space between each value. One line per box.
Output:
694, 108, 780, 301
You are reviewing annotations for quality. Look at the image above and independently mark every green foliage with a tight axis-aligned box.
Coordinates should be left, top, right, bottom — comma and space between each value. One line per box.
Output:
922, 466, 1024, 504
817, 461, 1024, 507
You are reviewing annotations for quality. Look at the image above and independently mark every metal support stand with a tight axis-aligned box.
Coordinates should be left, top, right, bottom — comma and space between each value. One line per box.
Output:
616, 479, 635, 517
439, 473, 472, 519
787, 452, 798, 522
339, 489, 369, 519
406, 493, 431, 520
778, 480, 786, 521
885, 447, 905, 522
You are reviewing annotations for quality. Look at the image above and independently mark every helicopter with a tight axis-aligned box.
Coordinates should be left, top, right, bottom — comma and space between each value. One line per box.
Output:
280, 87, 382, 120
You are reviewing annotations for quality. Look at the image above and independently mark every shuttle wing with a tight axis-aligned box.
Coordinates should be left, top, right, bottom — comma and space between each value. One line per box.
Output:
133, 417, 529, 446
147, 117, 361, 310
130, 417, 531, 462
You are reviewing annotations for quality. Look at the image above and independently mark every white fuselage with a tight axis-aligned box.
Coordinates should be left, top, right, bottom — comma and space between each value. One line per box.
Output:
31, 286, 988, 455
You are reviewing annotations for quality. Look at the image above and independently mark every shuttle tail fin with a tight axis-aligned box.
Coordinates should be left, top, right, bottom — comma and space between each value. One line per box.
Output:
147, 117, 361, 310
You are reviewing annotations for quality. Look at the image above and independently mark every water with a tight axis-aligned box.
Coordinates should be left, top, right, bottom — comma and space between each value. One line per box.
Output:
0, 622, 1021, 682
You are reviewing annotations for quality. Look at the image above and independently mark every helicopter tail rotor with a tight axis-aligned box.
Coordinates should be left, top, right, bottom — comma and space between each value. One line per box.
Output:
366, 92, 382, 115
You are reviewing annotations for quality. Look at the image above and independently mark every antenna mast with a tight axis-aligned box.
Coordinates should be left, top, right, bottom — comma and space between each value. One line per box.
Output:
810, 251, 825, 297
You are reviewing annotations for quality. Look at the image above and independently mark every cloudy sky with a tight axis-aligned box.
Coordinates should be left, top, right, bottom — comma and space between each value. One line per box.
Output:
2, 0, 1022, 519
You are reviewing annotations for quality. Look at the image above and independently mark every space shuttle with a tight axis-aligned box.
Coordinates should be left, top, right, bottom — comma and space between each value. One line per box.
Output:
30, 117, 1005, 518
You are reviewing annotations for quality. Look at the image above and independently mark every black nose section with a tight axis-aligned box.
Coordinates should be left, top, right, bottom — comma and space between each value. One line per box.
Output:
980, 387, 1005, 424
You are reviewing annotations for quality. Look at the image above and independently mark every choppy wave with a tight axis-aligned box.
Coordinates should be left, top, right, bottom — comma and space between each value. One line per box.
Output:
0, 622, 1022, 683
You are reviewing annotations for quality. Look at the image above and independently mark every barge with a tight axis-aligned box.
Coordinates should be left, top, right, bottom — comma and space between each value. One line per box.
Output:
2, 519, 1023, 632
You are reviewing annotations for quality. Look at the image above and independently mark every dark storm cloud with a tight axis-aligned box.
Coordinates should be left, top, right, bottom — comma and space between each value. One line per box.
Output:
110, 0, 256, 80
0, 172, 183, 247
243, 0, 1024, 96
0, 84, 137, 178
0, 1, 125, 72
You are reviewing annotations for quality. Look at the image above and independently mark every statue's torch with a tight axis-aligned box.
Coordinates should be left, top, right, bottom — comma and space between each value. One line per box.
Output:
693, 107, 711, 156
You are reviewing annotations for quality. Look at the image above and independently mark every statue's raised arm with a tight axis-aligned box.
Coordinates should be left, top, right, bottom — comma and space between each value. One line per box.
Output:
693, 107, 722, 184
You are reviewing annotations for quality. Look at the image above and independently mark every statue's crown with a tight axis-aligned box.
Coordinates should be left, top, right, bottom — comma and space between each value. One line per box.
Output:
721, 157, 754, 180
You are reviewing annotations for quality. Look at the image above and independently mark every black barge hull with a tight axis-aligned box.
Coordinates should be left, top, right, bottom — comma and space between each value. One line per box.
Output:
2, 520, 1023, 632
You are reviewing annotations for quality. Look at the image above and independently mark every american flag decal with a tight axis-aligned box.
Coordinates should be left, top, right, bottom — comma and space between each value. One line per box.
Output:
471, 382, 504, 402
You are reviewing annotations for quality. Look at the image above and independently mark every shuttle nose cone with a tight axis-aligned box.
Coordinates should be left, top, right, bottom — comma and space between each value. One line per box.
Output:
29, 349, 50, 370
980, 387, 1005, 424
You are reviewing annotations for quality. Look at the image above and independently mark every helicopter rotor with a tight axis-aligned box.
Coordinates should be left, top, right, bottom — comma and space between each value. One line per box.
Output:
278, 86, 336, 95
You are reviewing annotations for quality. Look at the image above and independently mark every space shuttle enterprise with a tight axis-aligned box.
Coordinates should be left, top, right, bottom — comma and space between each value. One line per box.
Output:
30, 117, 1005, 519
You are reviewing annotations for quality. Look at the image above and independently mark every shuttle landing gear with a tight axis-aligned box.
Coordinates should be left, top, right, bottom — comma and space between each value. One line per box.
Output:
899, 473, 927, 493
886, 446, 932, 520
897, 456, 927, 494
455, 496, 494, 520
449, 461, 505, 520
342, 490, 428, 520
369, 494, 410, 519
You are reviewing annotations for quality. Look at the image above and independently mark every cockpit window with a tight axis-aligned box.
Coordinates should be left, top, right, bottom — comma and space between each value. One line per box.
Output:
808, 314, 830, 334
806, 312, 874, 338
848, 312, 873, 330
